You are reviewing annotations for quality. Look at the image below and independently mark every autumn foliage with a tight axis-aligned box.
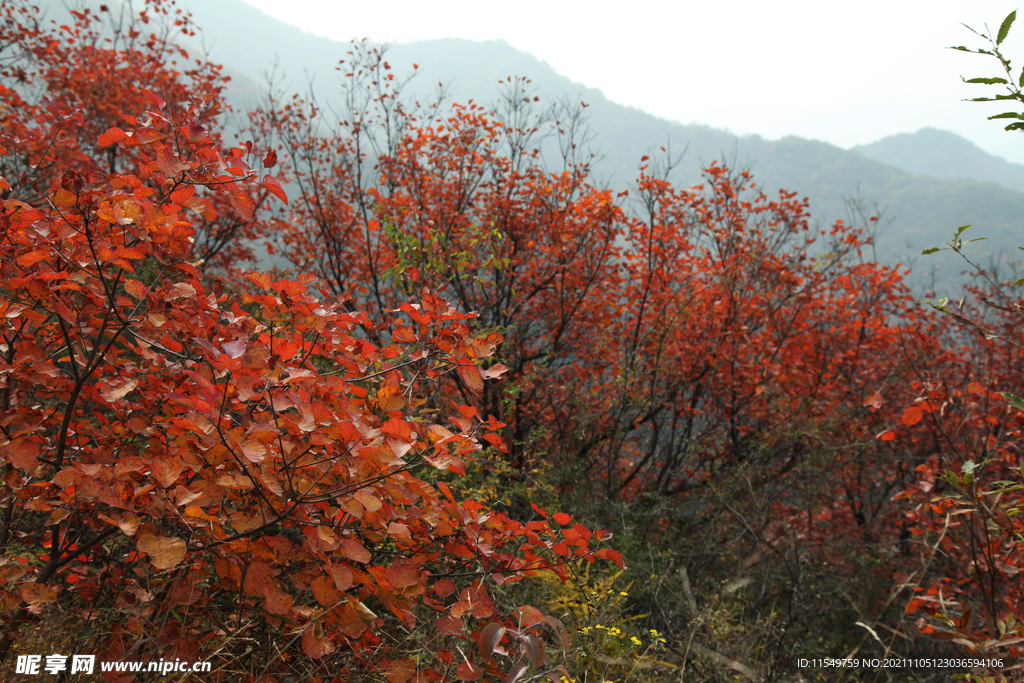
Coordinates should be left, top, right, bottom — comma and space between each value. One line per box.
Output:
3, 0, 1023, 680
0, 3, 618, 681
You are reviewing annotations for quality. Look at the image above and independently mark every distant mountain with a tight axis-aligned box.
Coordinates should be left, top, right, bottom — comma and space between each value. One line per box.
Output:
854, 128, 1024, 194
180, 2, 1022, 287
35, 0, 1024, 287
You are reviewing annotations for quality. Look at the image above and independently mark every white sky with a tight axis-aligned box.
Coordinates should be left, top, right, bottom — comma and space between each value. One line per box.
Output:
241, 0, 1024, 157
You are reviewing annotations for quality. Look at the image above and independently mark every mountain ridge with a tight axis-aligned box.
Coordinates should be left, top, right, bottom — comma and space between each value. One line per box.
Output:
36, 0, 1024, 286
179, 2, 1024, 280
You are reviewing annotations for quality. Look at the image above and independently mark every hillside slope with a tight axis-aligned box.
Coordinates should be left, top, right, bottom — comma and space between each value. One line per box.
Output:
173, 1, 1024, 282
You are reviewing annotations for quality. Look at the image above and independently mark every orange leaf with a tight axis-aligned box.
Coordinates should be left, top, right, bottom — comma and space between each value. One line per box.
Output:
552, 512, 573, 525
262, 173, 288, 204
124, 279, 147, 299
901, 406, 924, 427
169, 184, 196, 204
149, 458, 183, 488
136, 535, 187, 570
19, 583, 57, 605
480, 364, 508, 380
392, 326, 417, 342
382, 417, 411, 441
457, 363, 483, 392
228, 187, 256, 221
97, 127, 129, 148
17, 249, 49, 267
245, 272, 273, 291
385, 563, 420, 590
337, 538, 371, 564
328, 563, 354, 591
302, 628, 335, 659
512, 605, 545, 627
243, 562, 273, 597
433, 579, 457, 598
594, 548, 626, 568
456, 661, 480, 681
876, 430, 896, 442
264, 582, 294, 615
5, 438, 39, 470
377, 386, 405, 412
353, 489, 382, 512
862, 391, 883, 410
311, 575, 342, 607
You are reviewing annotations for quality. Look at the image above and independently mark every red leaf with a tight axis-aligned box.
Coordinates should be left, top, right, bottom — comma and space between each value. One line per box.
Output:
392, 326, 417, 342
262, 173, 288, 204
140, 88, 166, 109
245, 272, 273, 291
552, 512, 573, 525
433, 579, 457, 598
97, 127, 129, 148
328, 563, 354, 592
311, 575, 342, 607
6, 438, 40, 470
480, 364, 508, 380
456, 661, 480, 681
594, 548, 626, 568
228, 187, 256, 220
382, 417, 412, 441
458, 363, 484, 392
263, 149, 278, 168
170, 184, 195, 204
302, 627, 335, 658
876, 430, 896, 442
385, 563, 420, 590
512, 605, 545, 627
901, 406, 924, 427
337, 538, 371, 564
862, 391, 883, 410
479, 623, 506, 664
436, 614, 463, 635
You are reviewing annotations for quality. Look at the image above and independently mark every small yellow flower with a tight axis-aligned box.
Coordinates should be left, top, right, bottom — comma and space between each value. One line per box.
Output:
630, 636, 641, 646
619, 591, 628, 596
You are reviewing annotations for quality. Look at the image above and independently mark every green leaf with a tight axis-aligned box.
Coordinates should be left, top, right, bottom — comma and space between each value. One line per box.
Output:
955, 224, 972, 237
1006, 122, 1024, 131
998, 10, 1016, 45
965, 77, 1009, 84
988, 112, 1024, 119
966, 237, 989, 243
1011, 277, 1024, 286
1019, 67, 1024, 88
921, 247, 942, 255
963, 460, 978, 475
1002, 392, 1024, 411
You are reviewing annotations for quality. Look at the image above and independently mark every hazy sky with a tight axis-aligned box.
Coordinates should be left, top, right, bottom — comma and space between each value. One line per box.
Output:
241, 0, 1024, 157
